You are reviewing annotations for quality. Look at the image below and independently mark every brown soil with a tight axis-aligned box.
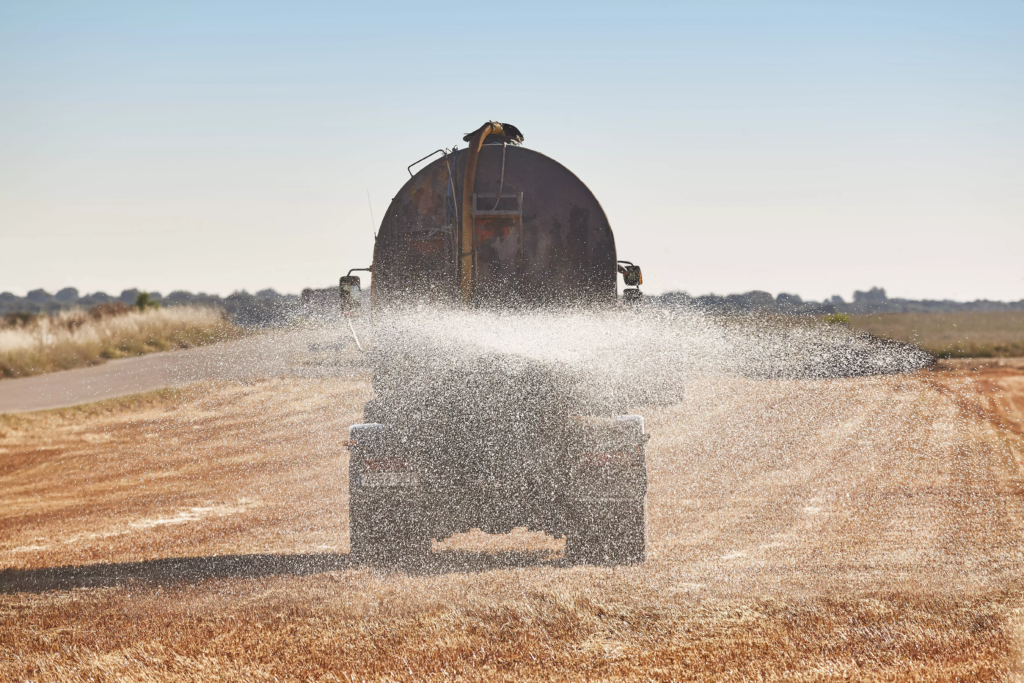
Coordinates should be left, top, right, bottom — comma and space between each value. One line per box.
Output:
935, 358, 1024, 435
1, 365, 1023, 681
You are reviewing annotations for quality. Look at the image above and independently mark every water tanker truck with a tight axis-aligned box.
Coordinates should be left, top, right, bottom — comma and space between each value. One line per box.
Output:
345, 122, 649, 565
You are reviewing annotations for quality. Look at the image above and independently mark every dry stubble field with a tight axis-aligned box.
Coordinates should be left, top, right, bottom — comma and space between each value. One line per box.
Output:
848, 311, 1024, 358
2, 360, 1024, 680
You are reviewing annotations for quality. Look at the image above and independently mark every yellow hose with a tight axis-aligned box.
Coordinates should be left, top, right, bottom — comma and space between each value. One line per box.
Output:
460, 122, 504, 305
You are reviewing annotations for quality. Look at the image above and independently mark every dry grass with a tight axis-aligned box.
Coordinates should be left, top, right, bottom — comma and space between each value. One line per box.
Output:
0, 579, 1015, 681
0, 306, 240, 379
848, 311, 1024, 358
0, 370, 1023, 680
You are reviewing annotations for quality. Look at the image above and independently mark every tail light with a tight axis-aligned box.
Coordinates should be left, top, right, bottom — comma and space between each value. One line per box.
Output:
348, 423, 418, 488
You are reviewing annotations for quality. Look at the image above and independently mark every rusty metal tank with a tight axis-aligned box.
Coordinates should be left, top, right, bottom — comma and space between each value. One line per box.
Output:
372, 142, 618, 308
347, 130, 649, 567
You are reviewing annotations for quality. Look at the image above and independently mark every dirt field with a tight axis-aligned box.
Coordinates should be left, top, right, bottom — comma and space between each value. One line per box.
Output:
2, 361, 1024, 680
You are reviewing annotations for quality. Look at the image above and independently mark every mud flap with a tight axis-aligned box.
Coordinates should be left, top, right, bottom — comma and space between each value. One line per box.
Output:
347, 423, 431, 567
565, 414, 649, 565
349, 491, 431, 567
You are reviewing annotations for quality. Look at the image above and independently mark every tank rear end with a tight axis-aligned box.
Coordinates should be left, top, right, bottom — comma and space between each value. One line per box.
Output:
346, 130, 650, 567
372, 144, 618, 308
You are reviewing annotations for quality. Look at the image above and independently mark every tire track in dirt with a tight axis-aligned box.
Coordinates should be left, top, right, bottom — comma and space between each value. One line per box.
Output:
644, 373, 1024, 598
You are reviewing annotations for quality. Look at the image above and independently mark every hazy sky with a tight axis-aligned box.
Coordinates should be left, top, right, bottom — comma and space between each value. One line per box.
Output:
2, 1, 1022, 301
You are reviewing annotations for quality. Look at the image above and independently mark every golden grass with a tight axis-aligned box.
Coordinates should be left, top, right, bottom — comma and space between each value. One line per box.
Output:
848, 311, 1024, 358
0, 307, 240, 379
0, 370, 1023, 680
0, 578, 1015, 681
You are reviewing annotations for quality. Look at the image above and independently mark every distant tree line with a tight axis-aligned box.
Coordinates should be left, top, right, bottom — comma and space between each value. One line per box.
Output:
650, 287, 1024, 315
3, 285, 1022, 322
0, 287, 303, 327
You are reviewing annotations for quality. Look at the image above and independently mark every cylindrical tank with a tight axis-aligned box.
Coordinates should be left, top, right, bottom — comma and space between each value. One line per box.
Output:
372, 143, 618, 308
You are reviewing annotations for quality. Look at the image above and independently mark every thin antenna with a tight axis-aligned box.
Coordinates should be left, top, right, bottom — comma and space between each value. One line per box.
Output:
366, 190, 376, 239
347, 317, 363, 352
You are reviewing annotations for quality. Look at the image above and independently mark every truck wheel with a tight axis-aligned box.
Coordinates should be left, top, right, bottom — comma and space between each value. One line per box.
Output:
565, 497, 646, 566
349, 494, 431, 567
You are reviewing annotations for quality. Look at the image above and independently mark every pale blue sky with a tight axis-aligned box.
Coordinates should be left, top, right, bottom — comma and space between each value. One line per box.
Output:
2, 1, 1022, 301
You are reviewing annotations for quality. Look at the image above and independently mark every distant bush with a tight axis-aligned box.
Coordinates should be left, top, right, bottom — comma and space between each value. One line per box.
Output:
135, 291, 160, 311
89, 302, 133, 319
3, 312, 39, 328
823, 313, 850, 325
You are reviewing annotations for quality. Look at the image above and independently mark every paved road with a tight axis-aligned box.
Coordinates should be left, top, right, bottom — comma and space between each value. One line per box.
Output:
0, 327, 366, 414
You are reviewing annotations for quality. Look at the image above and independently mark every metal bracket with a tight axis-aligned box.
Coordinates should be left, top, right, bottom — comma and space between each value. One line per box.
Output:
407, 149, 446, 177
472, 192, 523, 217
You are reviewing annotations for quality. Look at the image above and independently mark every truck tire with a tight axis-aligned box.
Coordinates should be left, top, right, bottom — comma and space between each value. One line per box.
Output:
565, 497, 646, 565
349, 493, 431, 567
